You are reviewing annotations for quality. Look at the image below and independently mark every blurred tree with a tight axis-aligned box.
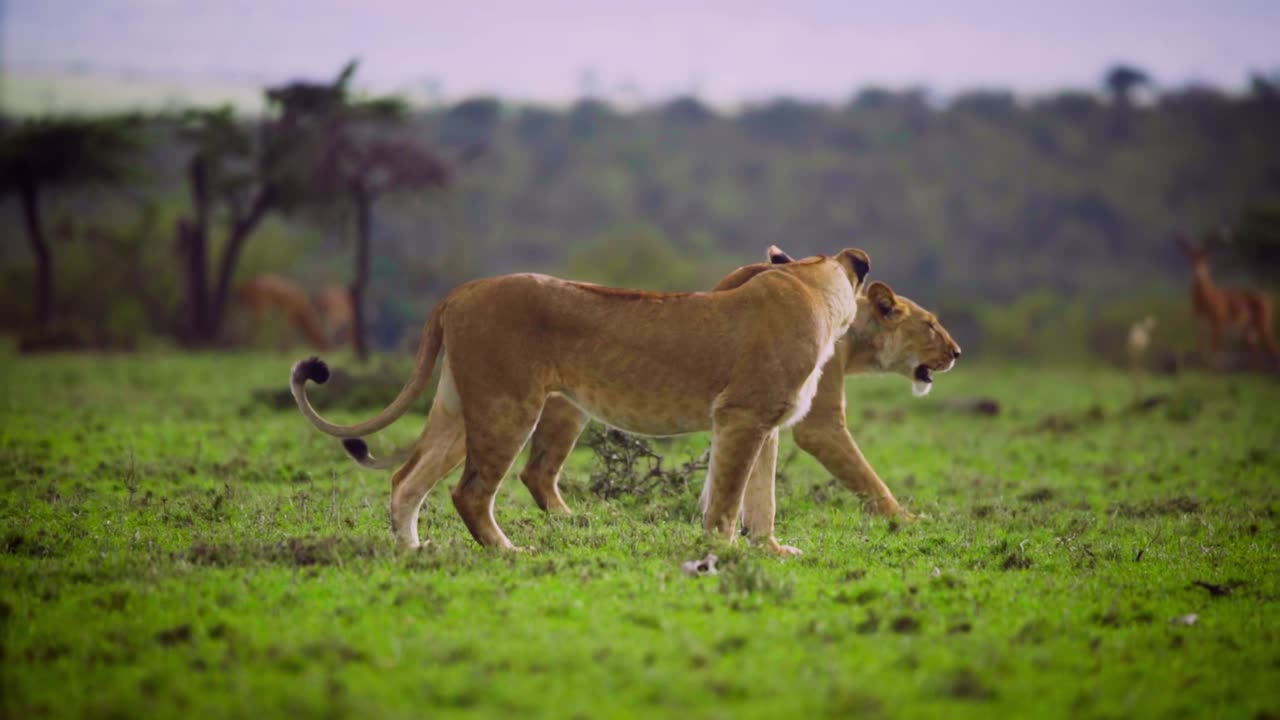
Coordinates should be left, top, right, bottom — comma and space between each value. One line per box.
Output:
345, 140, 450, 359
85, 199, 179, 335
5, 62, 1280, 363
1228, 202, 1280, 280
516, 106, 560, 143
0, 116, 139, 330
567, 227, 697, 291
1160, 85, 1231, 137
265, 60, 451, 360
1104, 64, 1151, 107
1103, 64, 1152, 140
1034, 91, 1103, 121
740, 99, 826, 144
851, 87, 896, 111
1248, 71, 1280, 103
950, 90, 1017, 119
441, 96, 502, 150
567, 99, 616, 137
659, 96, 715, 124
173, 106, 272, 345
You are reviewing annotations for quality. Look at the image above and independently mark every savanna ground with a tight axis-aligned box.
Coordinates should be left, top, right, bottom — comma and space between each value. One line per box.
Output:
1, 349, 1277, 719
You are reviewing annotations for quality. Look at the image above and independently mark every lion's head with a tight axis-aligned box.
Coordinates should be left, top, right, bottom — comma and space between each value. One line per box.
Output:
857, 282, 962, 397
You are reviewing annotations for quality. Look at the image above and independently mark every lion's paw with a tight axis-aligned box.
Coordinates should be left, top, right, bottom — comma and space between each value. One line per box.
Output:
767, 538, 804, 557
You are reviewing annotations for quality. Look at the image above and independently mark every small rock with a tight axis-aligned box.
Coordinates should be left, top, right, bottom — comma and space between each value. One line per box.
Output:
681, 553, 719, 577
1172, 613, 1198, 626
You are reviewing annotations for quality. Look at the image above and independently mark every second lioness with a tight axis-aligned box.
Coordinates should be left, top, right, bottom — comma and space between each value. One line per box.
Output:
293, 248, 870, 550
521, 247, 960, 555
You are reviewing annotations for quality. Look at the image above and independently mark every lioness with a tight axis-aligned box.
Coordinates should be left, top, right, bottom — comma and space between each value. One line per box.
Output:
291, 248, 870, 550
519, 247, 961, 555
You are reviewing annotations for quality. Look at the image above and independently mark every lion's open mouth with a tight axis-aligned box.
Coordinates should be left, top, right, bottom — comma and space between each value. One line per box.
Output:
912, 364, 933, 397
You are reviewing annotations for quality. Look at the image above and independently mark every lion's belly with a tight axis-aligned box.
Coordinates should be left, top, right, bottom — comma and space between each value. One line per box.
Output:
561, 386, 710, 437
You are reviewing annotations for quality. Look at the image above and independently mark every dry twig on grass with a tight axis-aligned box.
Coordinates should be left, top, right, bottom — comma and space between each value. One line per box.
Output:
583, 426, 709, 500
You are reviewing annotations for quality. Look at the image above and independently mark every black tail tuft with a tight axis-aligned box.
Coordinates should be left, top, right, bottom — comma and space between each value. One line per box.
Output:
294, 357, 331, 385
342, 438, 369, 461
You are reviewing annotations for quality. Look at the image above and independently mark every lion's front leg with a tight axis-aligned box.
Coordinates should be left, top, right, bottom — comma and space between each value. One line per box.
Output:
741, 429, 802, 556
703, 410, 772, 542
793, 420, 911, 521
791, 365, 912, 520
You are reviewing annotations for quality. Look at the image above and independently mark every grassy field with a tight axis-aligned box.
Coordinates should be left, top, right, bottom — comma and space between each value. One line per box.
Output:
2, 351, 1277, 719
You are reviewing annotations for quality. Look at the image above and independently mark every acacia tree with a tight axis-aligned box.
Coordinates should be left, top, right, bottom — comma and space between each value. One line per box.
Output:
265, 61, 451, 360
1103, 64, 1152, 140
1104, 64, 1151, 107
0, 117, 139, 330
173, 106, 274, 345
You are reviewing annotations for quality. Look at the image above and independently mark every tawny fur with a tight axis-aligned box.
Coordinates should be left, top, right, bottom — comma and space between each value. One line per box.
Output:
524, 278, 961, 556
342, 255, 960, 555
291, 249, 870, 550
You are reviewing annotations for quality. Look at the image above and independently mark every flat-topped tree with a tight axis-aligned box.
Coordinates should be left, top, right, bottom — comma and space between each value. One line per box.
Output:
265, 60, 451, 361
170, 60, 442, 349
0, 116, 140, 332
1103, 63, 1152, 139
1104, 64, 1151, 108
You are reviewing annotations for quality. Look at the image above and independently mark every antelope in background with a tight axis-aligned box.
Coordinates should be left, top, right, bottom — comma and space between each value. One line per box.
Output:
1127, 315, 1158, 395
1177, 231, 1279, 370
236, 274, 363, 353
235, 274, 331, 351
314, 286, 357, 352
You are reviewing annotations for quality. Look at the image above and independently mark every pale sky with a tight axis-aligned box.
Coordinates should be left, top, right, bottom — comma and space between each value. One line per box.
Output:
4, 0, 1279, 106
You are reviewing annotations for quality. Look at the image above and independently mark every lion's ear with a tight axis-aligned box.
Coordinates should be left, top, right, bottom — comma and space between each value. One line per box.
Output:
836, 248, 871, 285
766, 245, 794, 264
867, 281, 900, 319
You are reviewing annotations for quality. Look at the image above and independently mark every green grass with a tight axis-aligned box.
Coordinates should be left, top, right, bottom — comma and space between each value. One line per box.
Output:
2, 351, 1277, 719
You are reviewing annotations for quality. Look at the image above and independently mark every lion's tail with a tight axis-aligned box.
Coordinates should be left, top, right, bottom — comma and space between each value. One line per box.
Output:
290, 301, 446, 439
340, 438, 414, 470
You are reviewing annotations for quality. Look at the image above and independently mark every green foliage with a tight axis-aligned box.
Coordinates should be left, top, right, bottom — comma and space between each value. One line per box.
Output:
0, 115, 142, 192
1, 354, 1277, 717
4, 73, 1280, 357
1103, 63, 1152, 105
441, 96, 503, 146
566, 226, 699, 290
1229, 201, 1280, 279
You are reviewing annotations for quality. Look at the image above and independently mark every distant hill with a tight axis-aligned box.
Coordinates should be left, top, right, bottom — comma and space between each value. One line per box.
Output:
2, 70, 265, 115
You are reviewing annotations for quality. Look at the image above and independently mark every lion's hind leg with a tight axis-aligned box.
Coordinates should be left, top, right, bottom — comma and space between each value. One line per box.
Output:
388, 402, 467, 549
451, 397, 544, 550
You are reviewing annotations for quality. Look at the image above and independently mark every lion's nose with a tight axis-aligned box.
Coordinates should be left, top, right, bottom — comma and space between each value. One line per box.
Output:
952, 347, 962, 359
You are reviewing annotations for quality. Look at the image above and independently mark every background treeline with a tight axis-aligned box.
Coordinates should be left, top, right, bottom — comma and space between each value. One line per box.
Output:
2, 65, 1279, 362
